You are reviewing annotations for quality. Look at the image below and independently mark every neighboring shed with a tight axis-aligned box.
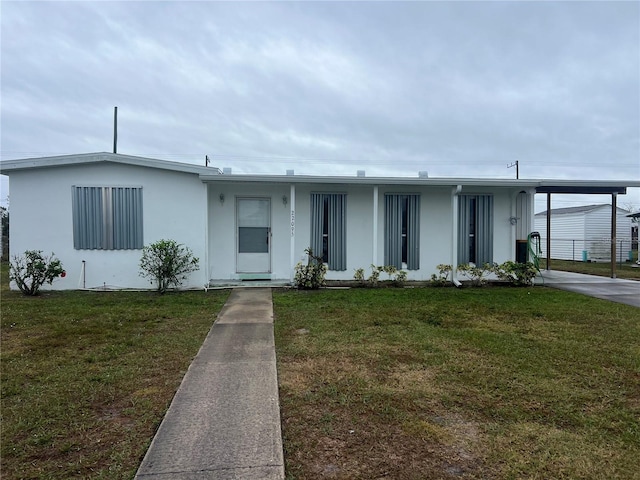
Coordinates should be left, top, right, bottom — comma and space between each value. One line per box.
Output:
534, 204, 633, 262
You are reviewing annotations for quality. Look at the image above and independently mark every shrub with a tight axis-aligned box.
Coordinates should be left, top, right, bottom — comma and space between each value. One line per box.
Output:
139, 239, 199, 294
367, 264, 381, 286
294, 248, 327, 290
382, 265, 398, 280
430, 264, 453, 286
393, 270, 408, 287
494, 261, 538, 286
361, 265, 407, 287
10, 250, 65, 295
457, 263, 493, 287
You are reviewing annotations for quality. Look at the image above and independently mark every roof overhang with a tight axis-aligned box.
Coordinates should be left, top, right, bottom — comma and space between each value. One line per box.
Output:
535, 181, 631, 195
198, 173, 541, 188
0, 152, 221, 176
2, 153, 638, 193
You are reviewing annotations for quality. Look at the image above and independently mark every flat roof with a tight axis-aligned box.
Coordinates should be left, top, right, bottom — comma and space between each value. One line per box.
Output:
2, 153, 638, 192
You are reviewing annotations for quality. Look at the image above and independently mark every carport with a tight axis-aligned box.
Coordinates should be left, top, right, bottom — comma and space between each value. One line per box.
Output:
536, 182, 630, 279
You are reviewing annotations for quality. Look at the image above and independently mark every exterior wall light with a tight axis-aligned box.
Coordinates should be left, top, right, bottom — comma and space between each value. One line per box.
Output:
219, 193, 225, 205
282, 195, 288, 206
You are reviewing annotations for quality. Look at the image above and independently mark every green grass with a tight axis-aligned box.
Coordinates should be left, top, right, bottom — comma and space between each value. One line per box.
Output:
0, 263, 229, 479
274, 287, 640, 479
540, 257, 640, 280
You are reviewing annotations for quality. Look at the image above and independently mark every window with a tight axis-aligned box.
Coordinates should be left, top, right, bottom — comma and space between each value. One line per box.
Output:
458, 195, 493, 264
385, 194, 420, 270
72, 186, 143, 250
310, 193, 346, 270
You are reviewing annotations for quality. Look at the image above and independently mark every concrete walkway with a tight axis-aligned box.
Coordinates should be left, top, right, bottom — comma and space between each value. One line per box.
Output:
536, 270, 640, 308
135, 288, 285, 479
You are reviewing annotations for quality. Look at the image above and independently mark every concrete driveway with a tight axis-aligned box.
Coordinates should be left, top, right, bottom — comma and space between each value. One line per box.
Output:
536, 270, 639, 308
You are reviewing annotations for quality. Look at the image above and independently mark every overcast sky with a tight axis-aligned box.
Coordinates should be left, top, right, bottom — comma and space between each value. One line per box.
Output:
1, 1, 638, 212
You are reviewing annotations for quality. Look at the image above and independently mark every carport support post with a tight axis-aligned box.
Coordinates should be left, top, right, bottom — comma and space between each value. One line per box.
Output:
611, 193, 617, 279
546, 193, 551, 270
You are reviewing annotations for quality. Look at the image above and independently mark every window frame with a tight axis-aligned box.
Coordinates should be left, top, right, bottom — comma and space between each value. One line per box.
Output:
72, 186, 143, 250
458, 194, 493, 265
384, 193, 420, 270
310, 193, 347, 271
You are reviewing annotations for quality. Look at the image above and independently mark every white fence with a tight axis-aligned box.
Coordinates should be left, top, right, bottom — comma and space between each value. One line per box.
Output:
539, 237, 636, 263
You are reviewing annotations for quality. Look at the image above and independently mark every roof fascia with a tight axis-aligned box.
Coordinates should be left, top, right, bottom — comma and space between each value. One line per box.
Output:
199, 174, 540, 188
1, 152, 221, 175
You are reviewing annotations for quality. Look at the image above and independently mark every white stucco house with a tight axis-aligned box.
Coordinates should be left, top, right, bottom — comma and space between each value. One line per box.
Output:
2, 152, 637, 290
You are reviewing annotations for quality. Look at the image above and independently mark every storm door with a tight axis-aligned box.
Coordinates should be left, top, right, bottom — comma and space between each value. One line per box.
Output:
236, 197, 271, 273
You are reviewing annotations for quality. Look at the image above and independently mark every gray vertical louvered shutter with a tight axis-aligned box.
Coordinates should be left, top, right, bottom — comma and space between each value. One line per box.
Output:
406, 194, 420, 270
458, 195, 492, 265
384, 195, 402, 268
457, 195, 470, 264
327, 194, 346, 271
112, 187, 143, 249
73, 186, 104, 249
310, 193, 346, 270
73, 186, 143, 250
310, 194, 323, 261
476, 195, 493, 265
385, 194, 420, 270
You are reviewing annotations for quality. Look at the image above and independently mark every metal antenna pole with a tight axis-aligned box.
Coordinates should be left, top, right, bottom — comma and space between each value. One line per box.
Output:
507, 160, 519, 179
113, 106, 118, 154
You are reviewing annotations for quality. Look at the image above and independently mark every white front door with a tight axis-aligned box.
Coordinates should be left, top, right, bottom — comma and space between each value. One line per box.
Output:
236, 197, 271, 273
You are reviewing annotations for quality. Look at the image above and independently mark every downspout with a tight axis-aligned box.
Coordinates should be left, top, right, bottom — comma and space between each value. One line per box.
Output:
204, 184, 210, 289
79, 260, 86, 289
452, 185, 463, 287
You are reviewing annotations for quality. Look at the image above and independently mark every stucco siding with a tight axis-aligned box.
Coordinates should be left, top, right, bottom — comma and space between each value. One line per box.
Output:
205, 183, 512, 282
207, 182, 292, 281
288, 184, 375, 281
6, 154, 543, 288
9, 163, 208, 290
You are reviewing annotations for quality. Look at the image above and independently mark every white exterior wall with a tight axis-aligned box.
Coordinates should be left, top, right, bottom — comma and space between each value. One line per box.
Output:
206, 182, 531, 282
207, 182, 292, 281
277, 183, 375, 281
9, 163, 208, 290
8, 158, 536, 289
374, 185, 453, 280
492, 189, 516, 264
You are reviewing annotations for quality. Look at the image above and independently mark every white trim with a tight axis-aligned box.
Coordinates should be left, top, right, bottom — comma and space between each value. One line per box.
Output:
372, 185, 378, 266
290, 184, 296, 283
2, 152, 221, 175
452, 185, 462, 286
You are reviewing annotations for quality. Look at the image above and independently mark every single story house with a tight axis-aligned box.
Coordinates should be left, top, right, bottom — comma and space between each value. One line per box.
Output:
2, 152, 637, 290
534, 204, 634, 262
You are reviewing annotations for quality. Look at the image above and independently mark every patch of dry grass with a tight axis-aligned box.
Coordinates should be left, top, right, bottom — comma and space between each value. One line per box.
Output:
274, 287, 640, 479
0, 263, 229, 479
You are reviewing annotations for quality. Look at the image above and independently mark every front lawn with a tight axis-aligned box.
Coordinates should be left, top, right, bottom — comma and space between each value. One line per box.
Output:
0, 264, 229, 479
274, 287, 640, 479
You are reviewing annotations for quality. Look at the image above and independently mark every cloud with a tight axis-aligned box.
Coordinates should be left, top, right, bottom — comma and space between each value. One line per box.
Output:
1, 1, 638, 208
